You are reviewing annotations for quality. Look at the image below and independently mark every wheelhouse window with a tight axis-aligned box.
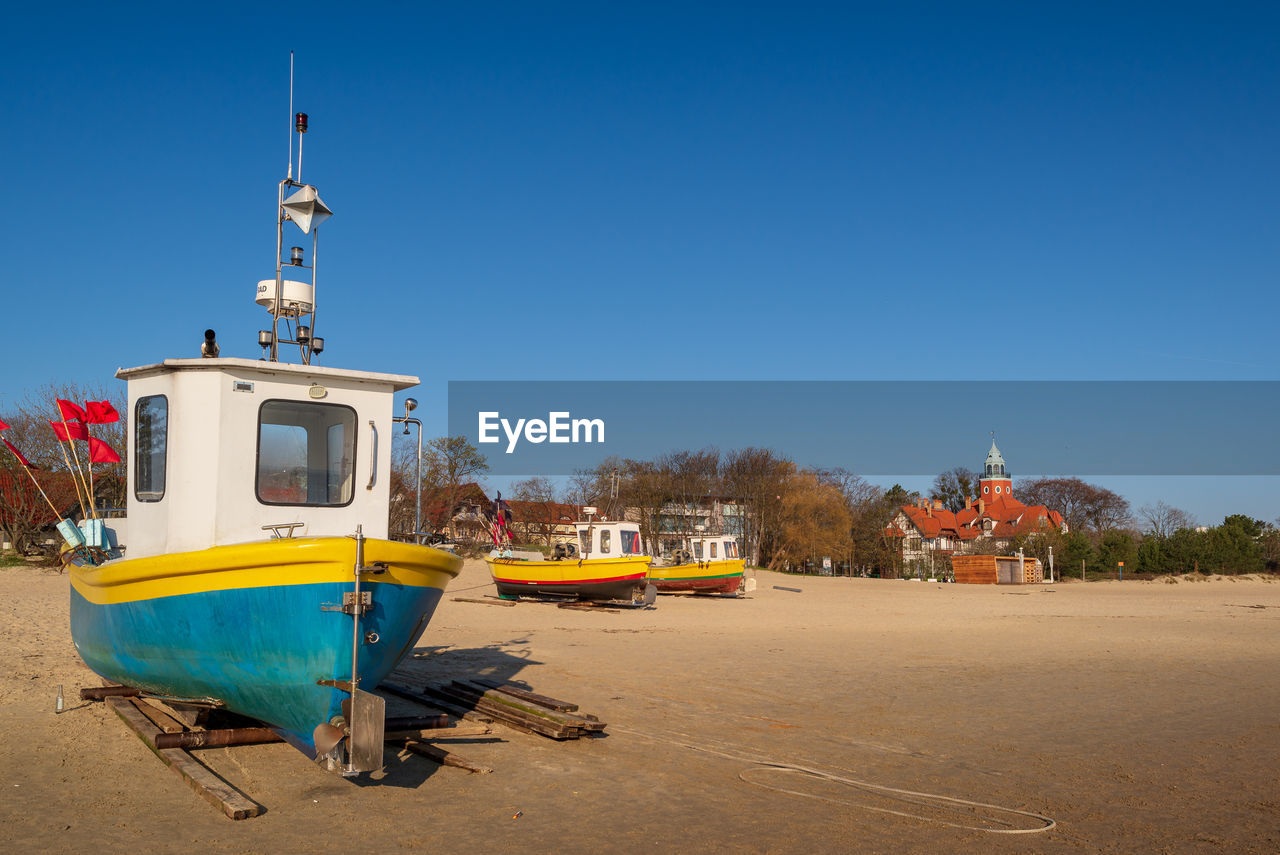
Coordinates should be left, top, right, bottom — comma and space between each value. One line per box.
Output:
620, 529, 641, 554
710, 542, 718, 559
578, 529, 592, 554
693, 541, 703, 560
599, 529, 612, 554
134, 395, 168, 502
257, 400, 356, 506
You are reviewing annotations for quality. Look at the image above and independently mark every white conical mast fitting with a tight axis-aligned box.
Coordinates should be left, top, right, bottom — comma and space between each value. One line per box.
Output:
260, 52, 333, 364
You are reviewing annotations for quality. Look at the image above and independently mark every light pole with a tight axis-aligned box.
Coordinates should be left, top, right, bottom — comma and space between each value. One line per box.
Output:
392, 398, 422, 544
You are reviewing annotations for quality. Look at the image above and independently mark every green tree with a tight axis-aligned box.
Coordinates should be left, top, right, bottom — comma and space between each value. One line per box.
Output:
1095, 529, 1138, 577
930, 467, 978, 512
1203, 515, 1265, 575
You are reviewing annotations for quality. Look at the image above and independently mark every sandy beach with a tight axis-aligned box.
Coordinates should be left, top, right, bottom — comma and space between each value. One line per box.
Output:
2, 558, 1276, 854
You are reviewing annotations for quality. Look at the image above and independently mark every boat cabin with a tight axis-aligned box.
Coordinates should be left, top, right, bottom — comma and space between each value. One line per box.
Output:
573, 521, 645, 558
117, 357, 416, 560
662, 533, 740, 563
688, 534, 739, 562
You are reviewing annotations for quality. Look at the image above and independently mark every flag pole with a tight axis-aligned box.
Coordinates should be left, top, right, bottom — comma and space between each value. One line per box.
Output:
85, 423, 96, 518
2, 442, 63, 521
58, 412, 93, 519
55, 438, 89, 520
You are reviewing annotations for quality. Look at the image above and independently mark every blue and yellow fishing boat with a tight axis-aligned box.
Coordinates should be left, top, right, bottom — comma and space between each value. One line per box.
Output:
68, 110, 461, 773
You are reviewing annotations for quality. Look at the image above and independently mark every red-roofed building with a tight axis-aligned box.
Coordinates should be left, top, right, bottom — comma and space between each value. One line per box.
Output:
886, 442, 1066, 571
507, 500, 585, 545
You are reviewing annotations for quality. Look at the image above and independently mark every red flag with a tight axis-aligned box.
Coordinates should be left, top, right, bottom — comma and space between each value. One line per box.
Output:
84, 400, 120, 424
50, 420, 89, 441
56, 399, 86, 422
87, 436, 121, 463
0, 417, 8, 431
2, 438, 37, 468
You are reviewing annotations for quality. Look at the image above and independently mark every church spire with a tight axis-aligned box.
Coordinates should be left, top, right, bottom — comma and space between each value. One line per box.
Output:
984, 440, 1007, 478
979, 437, 1012, 499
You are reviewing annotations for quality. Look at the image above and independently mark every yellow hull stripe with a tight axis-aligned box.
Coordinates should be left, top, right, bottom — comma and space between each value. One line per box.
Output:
70, 537, 463, 606
649, 558, 746, 582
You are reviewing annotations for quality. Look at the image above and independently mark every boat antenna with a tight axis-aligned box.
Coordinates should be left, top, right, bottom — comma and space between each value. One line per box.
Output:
287, 51, 294, 182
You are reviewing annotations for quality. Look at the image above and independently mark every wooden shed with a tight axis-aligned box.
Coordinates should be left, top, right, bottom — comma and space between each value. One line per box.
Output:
951, 554, 1043, 584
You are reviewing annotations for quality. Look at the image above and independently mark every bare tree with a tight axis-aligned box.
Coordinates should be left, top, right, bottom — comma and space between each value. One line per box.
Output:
656, 447, 721, 529
721, 447, 793, 566
505, 478, 569, 545
1018, 476, 1131, 534
510, 476, 557, 503
814, 467, 878, 506
561, 468, 597, 507
423, 436, 489, 537
1139, 501, 1195, 539
930, 467, 978, 512
1, 383, 126, 554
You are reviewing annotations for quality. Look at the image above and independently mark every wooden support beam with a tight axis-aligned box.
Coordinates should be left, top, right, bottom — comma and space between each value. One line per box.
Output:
80, 685, 139, 700
386, 722, 492, 740
153, 700, 211, 729
154, 727, 281, 750
452, 681, 604, 734
105, 697, 263, 820
398, 739, 492, 774
131, 698, 186, 734
557, 602, 621, 613
381, 682, 493, 724
435, 683, 576, 739
471, 678, 580, 712
384, 713, 453, 731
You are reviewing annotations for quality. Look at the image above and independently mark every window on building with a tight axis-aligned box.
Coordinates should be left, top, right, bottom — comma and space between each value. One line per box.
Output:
257, 400, 356, 506
135, 395, 168, 502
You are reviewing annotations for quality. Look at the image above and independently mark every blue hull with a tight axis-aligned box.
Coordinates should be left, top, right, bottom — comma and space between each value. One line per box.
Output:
70, 580, 443, 755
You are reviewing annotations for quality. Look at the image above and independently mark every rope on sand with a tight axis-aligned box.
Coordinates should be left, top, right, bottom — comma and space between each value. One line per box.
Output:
612, 725, 1056, 835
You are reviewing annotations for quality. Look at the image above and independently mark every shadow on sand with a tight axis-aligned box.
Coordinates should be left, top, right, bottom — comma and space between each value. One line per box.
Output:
354, 637, 545, 789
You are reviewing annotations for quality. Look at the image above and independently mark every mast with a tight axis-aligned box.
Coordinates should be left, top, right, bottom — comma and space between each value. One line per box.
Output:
259, 57, 332, 364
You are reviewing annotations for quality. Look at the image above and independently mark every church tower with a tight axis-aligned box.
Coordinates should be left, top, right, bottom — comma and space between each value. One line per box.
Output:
979, 440, 1013, 500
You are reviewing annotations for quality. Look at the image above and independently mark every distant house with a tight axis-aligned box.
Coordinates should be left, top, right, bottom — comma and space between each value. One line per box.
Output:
506, 500, 584, 546
886, 442, 1066, 569
651, 498, 748, 556
413, 482, 493, 542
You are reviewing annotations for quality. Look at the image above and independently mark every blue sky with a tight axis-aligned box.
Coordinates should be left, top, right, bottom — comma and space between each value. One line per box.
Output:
1, 3, 1276, 524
